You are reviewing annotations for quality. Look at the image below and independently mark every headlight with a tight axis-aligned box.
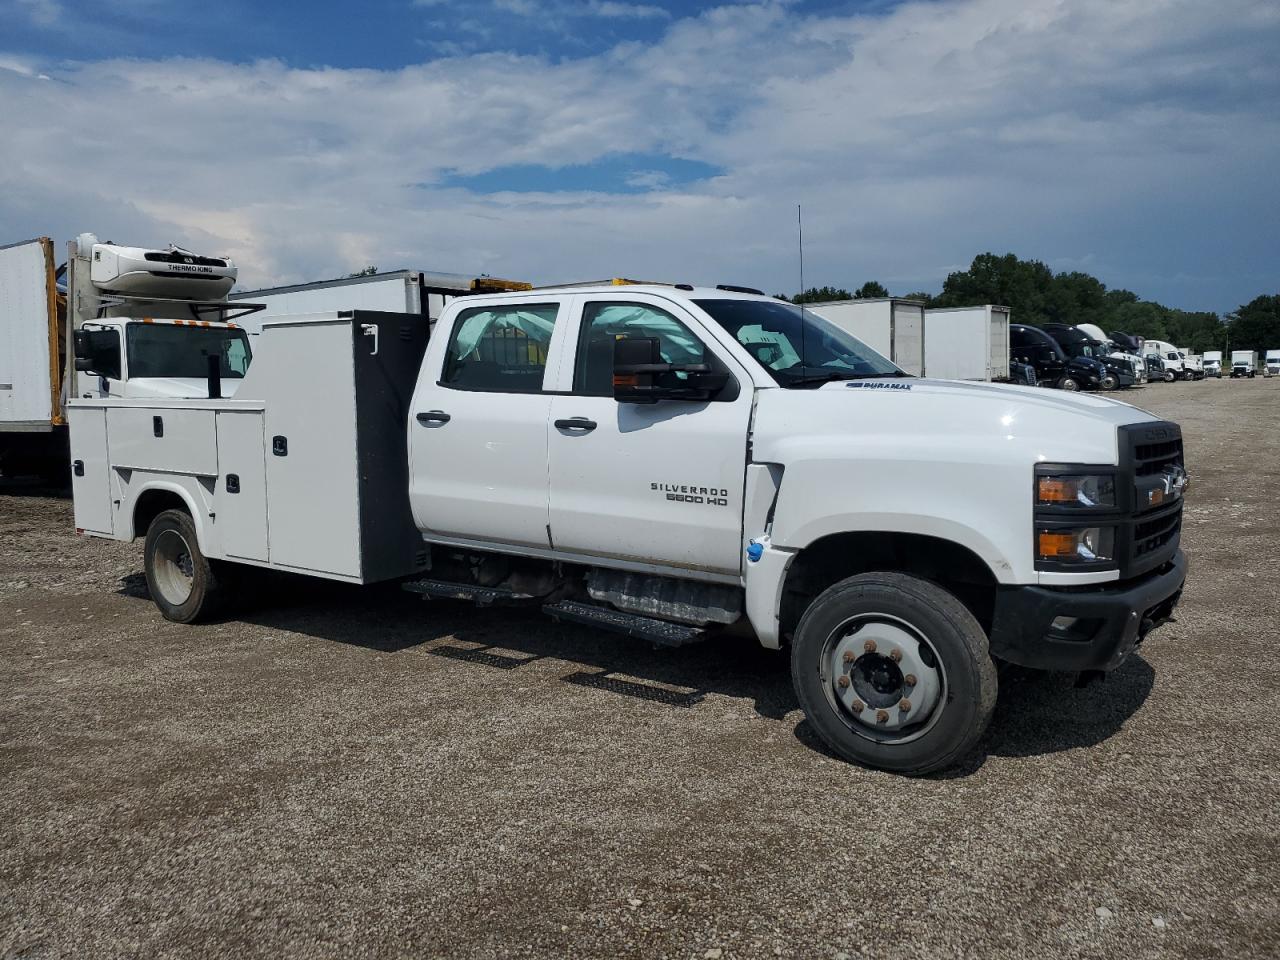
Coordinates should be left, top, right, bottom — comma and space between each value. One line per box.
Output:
1037, 526, 1115, 563
1036, 474, 1116, 508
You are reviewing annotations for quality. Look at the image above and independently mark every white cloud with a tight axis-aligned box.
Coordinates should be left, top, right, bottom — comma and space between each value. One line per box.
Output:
11, 0, 61, 27
1, 0, 1277, 308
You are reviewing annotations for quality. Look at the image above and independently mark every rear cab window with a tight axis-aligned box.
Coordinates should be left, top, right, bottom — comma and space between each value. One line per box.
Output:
440, 303, 559, 394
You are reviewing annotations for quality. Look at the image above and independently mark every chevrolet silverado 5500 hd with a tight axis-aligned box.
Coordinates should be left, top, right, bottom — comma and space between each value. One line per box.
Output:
67, 285, 1189, 774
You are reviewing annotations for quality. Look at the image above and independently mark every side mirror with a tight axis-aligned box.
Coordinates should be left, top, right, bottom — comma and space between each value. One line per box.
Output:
74, 328, 122, 380
612, 337, 728, 404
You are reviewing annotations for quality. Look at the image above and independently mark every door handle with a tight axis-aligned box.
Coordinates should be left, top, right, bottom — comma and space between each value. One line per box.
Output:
416, 410, 451, 424
554, 417, 597, 432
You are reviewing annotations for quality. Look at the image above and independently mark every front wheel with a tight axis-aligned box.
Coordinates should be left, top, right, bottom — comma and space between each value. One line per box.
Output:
791, 572, 998, 775
1059, 376, 1080, 391
1100, 373, 1119, 391
1164, 369, 1176, 382
144, 509, 228, 623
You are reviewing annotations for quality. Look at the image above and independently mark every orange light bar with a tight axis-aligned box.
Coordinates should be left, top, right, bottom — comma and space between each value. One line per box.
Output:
1038, 531, 1077, 558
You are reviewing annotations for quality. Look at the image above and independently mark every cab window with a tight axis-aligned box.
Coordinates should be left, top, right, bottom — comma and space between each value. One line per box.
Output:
573, 301, 710, 397
441, 303, 559, 393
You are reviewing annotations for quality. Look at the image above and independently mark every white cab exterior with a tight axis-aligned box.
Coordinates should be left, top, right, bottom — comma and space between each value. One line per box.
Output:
923, 305, 1010, 381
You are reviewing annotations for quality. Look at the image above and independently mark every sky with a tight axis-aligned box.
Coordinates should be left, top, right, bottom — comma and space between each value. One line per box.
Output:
1, 0, 1277, 313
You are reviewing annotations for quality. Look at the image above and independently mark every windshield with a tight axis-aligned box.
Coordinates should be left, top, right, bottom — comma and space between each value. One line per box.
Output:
127, 324, 253, 379
692, 298, 902, 387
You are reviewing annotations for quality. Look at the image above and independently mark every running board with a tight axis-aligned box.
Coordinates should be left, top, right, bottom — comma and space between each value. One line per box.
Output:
403, 578, 535, 606
542, 600, 705, 648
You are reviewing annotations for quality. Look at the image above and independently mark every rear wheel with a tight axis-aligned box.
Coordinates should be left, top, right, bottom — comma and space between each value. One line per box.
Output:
143, 509, 228, 623
1163, 369, 1175, 382
791, 573, 998, 775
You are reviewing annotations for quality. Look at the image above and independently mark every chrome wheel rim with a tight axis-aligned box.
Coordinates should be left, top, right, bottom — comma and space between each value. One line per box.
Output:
152, 529, 195, 606
819, 613, 947, 745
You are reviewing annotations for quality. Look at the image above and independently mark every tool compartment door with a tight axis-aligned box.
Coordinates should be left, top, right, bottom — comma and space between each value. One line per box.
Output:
68, 406, 113, 535
214, 410, 269, 562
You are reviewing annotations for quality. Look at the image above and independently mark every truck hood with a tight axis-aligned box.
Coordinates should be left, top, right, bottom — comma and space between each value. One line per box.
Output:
122, 377, 242, 399
751, 377, 1158, 467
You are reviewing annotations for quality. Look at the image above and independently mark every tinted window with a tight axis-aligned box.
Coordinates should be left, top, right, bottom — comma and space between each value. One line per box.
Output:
442, 303, 558, 393
573, 301, 709, 396
126, 325, 252, 379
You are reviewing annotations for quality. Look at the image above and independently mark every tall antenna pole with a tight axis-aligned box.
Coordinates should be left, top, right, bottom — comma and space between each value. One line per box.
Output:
797, 204, 805, 299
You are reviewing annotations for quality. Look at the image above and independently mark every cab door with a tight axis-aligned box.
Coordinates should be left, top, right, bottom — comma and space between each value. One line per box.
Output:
546, 295, 752, 576
408, 298, 569, 549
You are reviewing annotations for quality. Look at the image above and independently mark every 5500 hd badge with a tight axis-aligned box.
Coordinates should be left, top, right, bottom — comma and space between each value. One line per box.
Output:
651, 483, 730, 507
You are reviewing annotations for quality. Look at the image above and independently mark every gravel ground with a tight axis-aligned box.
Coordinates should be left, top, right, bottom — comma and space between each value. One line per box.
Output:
2, 379, 1278, 960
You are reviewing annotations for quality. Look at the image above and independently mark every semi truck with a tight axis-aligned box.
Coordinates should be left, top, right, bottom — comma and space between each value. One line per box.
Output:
804, 298, 926, 376
1231, 350, 1258, 378
229, 270, 530, 336
1265, 350, 1279, 377
1074, 323, 1147, 385
1144, 340, 1194, 382
1202, 351, 1223, 378
1042, 324, 1137, 390
66, 283, 1188, 775
921, 305, 1010, 382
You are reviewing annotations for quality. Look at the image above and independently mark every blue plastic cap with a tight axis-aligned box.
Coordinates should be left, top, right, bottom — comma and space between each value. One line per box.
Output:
746, 541, 764, 563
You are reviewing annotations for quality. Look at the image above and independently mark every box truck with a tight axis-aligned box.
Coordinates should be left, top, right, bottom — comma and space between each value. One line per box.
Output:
922, 305, 1010, 381
1264, 350, 1279, 377
67, 283, 1188, 775
229, 270, 530, 336
1231, 350, 1258, 378
804, 298, 926, 376
1202, 351, 1223, 378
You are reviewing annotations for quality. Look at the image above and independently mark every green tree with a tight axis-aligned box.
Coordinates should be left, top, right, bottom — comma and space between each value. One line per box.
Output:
792, 286, 853, 304
900, 291, 935, 305
347, 266, 378, 278
932, 253, 1055, 325
853, 281, 889, 299
1225, 294, 1280, 356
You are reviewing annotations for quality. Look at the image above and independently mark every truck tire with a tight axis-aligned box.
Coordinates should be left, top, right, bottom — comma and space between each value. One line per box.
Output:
1058, 376, 1080, 391
1100, 373, 1119, 391
143, 509, 227, 623
1164, 369, 1176, 382
791, 572, 998, 775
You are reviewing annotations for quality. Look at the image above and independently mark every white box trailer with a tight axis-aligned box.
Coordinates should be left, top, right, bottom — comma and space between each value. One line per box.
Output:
923, 305, 1010, 381
1, 238, 69, 476
229, 270, 529, 336
803, 298, 926, 375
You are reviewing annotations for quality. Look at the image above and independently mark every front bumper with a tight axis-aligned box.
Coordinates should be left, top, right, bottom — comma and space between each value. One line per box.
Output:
988, 550, 1186, 672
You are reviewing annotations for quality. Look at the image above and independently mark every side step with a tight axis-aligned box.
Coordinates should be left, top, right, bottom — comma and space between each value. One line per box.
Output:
403, 578, 534, 606
542, 600, 705, 648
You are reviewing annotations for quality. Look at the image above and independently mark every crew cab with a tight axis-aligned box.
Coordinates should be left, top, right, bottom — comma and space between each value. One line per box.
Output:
67, 286, 1189, 775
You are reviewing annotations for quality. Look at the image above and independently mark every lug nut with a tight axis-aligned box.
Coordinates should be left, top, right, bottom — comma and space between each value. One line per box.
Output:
863, 639, 877, 654
851, 700, 865, 713
875, 710, 889, 724
889, 648, 902, 662
837, 675, 850, 688
842, 650, 856, 664
904, 674, 917, 687
899, 698, 912, 712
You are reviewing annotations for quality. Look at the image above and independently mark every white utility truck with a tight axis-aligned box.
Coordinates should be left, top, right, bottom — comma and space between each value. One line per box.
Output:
2, 233, 260, 478
1231, 350, 1258, 378
922, 305, 1010, 382
1144, 340, 1193, 382
67, 285, 1188, 775
1265, 350, 1279, 377
804, 298, 926, 376
229, 270, 530, 336
1202, 350, 1223, 378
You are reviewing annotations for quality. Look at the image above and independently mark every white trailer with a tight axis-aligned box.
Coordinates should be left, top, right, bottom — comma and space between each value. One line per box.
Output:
229, 271, 529, 336
922, 305, 1009, 381
0, 238, 68, 477
804, 298, 926, 376
1264, 350, 1279, 377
